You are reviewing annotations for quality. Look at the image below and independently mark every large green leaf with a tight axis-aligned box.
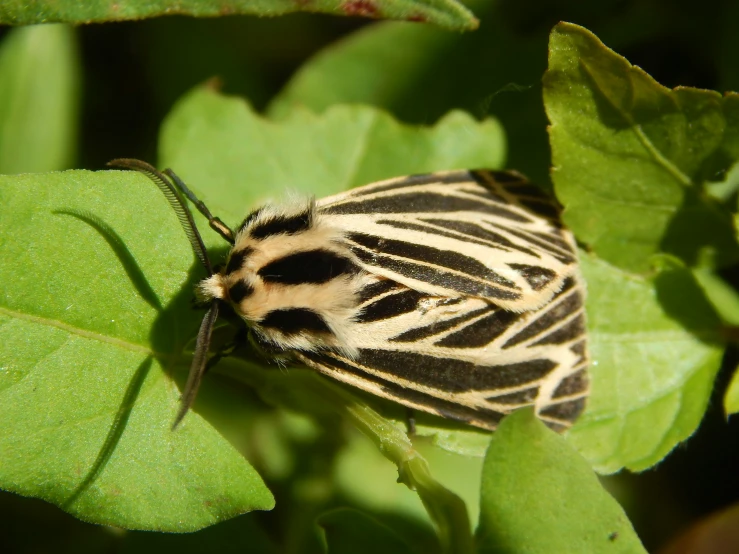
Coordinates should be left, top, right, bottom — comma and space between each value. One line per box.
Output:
0, 24, 79, 174
0, 170, 274, 531
476, 409, 646, 554
2, 78, 726, 538
1, 87, 504, 536
545, 22, 739, 273
268, 1, 679, 187
159, 86, 724, 475
268, 0, 553, 183
0, 0, 478, 31
159, 85, 506, 222
159, 85, 727, 496
541, 22, 731, 472
569, 255, 723, 473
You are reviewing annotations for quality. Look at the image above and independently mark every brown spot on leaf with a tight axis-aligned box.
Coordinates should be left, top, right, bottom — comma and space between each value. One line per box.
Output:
407, 13, 428, 22
342, 0, 380, 18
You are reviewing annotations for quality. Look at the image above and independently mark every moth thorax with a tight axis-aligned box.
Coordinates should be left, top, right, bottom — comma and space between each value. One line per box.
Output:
196, 204, 365, 357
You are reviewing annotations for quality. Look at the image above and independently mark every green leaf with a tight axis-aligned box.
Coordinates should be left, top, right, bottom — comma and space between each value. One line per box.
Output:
692, 268, 739, 326
568, 254, 724, 473
0, 170, 274, 531
213, 361, 474, 553
334, 430, 430, 527
545, 22, 739, 272
1, 86, 505, 536
159, 85, 506, 225
157, 88, 505, 550
0, 0, 478, 31
268, 0, 554, 183
725, 366, 739, 416
476, 409, 646, 554
158, 84, 505, 458
318, 508, 414, 554
0, 24, 79, 174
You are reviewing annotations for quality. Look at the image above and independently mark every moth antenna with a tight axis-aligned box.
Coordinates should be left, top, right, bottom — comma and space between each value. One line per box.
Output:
172, 301, 220, 430
164, 168, 234, 244
108, 158, 229, 429
107, 158, 214, 275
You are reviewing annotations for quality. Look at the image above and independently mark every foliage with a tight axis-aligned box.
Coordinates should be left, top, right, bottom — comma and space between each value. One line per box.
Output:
0, 0, 477, 31
1, 2, 739, 553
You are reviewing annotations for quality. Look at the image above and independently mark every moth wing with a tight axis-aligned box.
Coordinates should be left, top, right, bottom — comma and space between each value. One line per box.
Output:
317, 170, 579, 312
294, 274, 589, 432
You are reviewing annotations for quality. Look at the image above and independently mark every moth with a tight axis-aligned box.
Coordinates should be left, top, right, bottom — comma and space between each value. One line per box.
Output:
109, 159, 589, 432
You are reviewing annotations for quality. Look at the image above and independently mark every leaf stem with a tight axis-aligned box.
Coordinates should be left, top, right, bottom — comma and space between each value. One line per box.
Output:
218, 360, 474, 554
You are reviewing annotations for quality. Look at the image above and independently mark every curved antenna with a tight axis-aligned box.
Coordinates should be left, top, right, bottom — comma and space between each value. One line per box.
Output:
108, 158, 213, 275
108, 158, 231, 429
164, 168, 234, 244
172, 300, 220, 430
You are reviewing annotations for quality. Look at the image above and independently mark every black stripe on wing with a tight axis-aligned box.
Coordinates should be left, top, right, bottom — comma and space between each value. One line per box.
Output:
389, 305, 494, 343
570, 340, 588, 365
539, 399, 587, 423
357, 289, 427, 323
418, 218, 541, 257
349, 233, 516, 287
552, 368, 588, 399
357, 279, 402, 302
434, 309, 522, 348
502, 277, 582, 350
517, 199, 561, 220
473, 170, 526, 184
351, 246, 521, 300
298, 348, 584, 429
323, 191, 534, 223
530, 314, 586, 347
375, 218, 520, 253
347, 171, 475, 197
485, 387, 539, 404
502, 227, 576, 264
470, 171, 567, 224
508, 264, 557, 291
341, 349, 556, 393
298, 349, 508, 429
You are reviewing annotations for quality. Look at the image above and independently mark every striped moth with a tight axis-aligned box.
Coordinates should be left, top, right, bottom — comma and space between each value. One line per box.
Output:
110, 159, 588, 432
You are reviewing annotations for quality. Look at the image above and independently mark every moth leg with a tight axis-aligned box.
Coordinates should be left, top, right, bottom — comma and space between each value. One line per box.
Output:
163, 168, 235, 244
203, 326, 249, 374
405, 408, 417, 436
172, 300, 221, 429
172, 319, 247, 430
247, 329, 293, 364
